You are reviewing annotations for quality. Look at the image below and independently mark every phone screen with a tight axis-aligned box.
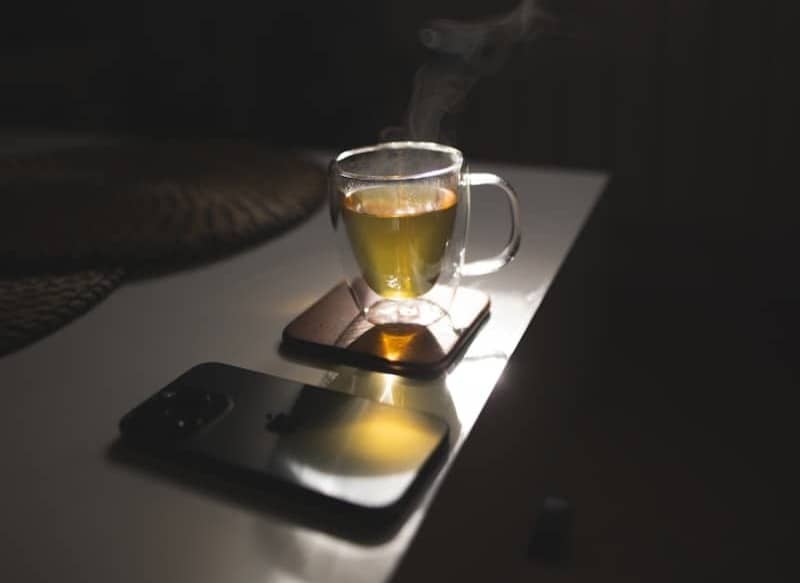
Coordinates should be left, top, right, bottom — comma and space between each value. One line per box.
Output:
119, 363, 449, 510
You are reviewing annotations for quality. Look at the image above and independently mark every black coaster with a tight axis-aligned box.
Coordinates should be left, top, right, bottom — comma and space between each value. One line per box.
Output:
282, 282, 490, 377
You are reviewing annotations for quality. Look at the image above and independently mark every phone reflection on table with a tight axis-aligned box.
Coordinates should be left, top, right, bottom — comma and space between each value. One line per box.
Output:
268, 386, 447, 508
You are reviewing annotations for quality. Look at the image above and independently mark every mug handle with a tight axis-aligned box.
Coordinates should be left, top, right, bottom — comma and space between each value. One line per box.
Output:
460, 172, 522, 277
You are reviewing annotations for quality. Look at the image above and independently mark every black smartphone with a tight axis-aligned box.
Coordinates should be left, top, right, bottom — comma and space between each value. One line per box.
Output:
118, 362, 449, 513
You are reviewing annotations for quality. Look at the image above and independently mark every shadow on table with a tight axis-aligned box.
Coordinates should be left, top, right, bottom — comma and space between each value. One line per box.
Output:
106, 435, 445, 546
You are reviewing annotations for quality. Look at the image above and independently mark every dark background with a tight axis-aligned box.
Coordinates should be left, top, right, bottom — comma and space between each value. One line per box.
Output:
1, 1, 797, 580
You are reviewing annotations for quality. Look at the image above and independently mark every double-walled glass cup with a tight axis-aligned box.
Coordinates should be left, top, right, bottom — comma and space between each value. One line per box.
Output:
330, 142, 520, 327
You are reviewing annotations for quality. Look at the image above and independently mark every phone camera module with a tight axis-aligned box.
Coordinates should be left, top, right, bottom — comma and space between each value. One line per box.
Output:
121, 386, 231, 444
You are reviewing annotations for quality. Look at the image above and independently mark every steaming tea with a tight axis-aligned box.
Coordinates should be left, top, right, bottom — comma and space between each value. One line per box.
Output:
342, 184, 458, 299
331, 142, 520, 326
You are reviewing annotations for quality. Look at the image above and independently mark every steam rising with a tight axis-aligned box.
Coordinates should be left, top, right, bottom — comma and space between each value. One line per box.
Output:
383, 0, 554, 143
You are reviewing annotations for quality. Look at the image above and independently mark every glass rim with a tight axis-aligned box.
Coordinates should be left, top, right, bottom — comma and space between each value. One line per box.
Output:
332, 141, 463, 181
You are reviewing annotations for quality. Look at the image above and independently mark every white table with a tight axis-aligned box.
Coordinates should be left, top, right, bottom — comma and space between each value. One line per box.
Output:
0, 144, 606, 583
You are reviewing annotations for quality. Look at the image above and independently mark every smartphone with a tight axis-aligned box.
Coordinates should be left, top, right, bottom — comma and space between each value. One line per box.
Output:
118, 362, 449, 513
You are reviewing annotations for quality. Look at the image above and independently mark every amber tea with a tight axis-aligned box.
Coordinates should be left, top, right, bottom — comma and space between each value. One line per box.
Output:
342, 184, 458, 299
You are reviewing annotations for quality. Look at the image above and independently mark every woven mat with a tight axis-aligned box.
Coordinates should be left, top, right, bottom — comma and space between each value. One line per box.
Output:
0, 139, 325, 272
0, 269, 125, 356
0, 139, 326, 356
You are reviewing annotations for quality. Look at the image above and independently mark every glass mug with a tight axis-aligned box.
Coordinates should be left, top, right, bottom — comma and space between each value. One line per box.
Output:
330, 141, 521, 326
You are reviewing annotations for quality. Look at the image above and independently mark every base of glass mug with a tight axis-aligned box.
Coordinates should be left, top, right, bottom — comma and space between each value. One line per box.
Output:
365, 298, 447, 327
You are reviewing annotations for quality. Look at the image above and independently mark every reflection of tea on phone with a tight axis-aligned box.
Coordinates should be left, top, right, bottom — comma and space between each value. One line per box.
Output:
342, 184, 457, 299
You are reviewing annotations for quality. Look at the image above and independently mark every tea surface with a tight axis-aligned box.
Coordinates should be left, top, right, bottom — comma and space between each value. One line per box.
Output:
342, 184, 458, 299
